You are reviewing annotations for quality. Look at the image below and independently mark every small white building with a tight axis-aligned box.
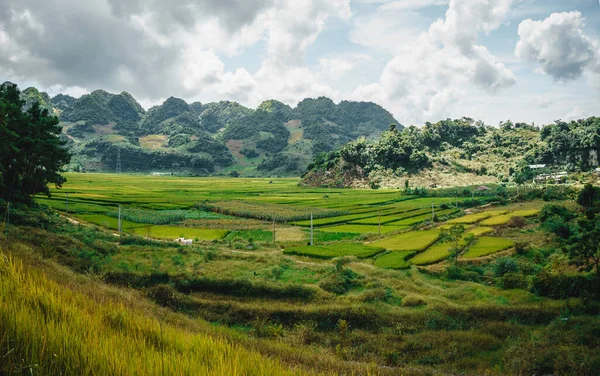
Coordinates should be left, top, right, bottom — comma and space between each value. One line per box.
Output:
529, 164, 546, 169
175, 237, 193, 245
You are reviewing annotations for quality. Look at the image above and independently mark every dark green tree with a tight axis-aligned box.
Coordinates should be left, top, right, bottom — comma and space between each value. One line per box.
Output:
565, 219, 600, 278
440, 224, 466, 263
0, 83, 71, 203
577, 183, 600, 218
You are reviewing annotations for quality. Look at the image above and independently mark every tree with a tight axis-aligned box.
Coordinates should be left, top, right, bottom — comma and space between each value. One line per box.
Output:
440, 224, 467, 263
565, 219, 600, 278
0, 83, 71, 203
577, 183, 600, 218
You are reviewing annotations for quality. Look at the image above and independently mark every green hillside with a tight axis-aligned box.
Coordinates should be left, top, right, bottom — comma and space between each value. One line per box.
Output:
301, 117, 600, 188
20, 86, 401, 176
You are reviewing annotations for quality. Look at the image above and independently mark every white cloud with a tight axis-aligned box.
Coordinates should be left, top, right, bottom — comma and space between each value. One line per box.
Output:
0, 0, 352, 106
563, 106, 590, 121
349, 8, 427, 54
379, 0, 449, 11
318, 54, 373, 79
516, 11, 600, 82
353, 0, 516, 124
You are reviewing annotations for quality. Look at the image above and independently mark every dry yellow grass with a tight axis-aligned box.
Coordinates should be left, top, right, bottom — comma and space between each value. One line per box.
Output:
276, 227, 307, 242
139, 134, 168, 149
0, 250, 312, 376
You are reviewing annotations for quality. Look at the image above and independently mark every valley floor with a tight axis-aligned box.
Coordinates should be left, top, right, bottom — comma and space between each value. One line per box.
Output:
1, 174, 599, 375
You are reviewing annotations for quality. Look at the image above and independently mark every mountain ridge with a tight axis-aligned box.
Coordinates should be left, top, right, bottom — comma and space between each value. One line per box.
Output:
16, 84, 402, 176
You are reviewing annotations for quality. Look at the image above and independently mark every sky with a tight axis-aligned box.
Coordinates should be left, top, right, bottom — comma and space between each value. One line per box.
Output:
0, 0, 599, 126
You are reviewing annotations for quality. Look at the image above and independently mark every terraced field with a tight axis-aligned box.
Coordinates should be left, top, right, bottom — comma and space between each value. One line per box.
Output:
374, 251, 415, 269
462, 237, 515, 259
368, 229, 441, 252
40, 173, 531, 268
283, 244, 385, 259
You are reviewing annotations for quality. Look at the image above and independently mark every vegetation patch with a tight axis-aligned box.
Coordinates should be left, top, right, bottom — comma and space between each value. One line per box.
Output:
480, 214, 514, 226
462, 237, 515, 259
512, 209, 540, 217
389, 208, 459, 226
447, 212, 492, 224
283, 244, 384, 259
410, 243, 452, 266
204, 200, 344, 222
466, 227, 495, 236
131, 226, 229, 241
368, 229, 440, 252
374, 251, 415, 269
317, 224, 407, 234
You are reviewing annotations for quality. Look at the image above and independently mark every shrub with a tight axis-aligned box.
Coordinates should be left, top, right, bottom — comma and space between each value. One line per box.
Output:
493, 257, 519, 277
507, 216, 526, 228
514, 242, 529, 255
445, 264, 464, 280
542, 215, 577, 240
539, 204, 575, 223
319, 267, 363, 295
402, 294, 426, 307
499, 272, 528, 289
531, 271, 598, 299
146, 284, 183, 309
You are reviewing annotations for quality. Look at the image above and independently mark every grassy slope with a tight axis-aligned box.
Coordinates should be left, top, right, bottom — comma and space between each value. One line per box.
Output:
0, 250, 308, 376
3, 207, 599, 375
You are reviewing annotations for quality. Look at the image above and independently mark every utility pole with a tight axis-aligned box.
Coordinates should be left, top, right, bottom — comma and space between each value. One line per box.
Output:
118, 205, 122, 238
272, 217, 276, 245
310, 213, 314, 246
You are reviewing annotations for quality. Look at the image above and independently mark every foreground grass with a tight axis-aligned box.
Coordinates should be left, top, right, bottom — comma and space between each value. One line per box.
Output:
0, 251, 308, 376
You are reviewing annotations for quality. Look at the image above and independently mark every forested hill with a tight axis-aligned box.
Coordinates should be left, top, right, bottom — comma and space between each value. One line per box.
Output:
301, 117, 600, 188
12, 83, 400, 176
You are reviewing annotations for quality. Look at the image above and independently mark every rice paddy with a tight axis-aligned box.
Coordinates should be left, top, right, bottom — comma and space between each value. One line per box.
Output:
317, 224, 408, 234
461, 237, 515, 259
38, 173, 524, 269
367, 229, 441, 252
373, 251, 415, 269
410, 243, 452, 266
283, 244, 385, 259
447, 212, 492, 224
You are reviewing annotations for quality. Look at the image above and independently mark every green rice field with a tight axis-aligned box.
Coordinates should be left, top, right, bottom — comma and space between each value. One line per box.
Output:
410, 243, 452, 266
283, 244, 385, 259
461, 237, 515, 259
374, 251, 415, 269
447, 212, 492, 224
367, 229, 441, 252
39, 173, 522, 269
317, 224, 408, 234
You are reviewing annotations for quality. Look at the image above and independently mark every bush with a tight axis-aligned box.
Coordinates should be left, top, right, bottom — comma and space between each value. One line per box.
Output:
507, 216, 525, 228
542, 215, 577, 240
319, 267, 363, 295
499, 272, 528, 289
146, 284, 184, 309
444, 264, 464, 280
539, 204, 575, 223
402, 294, 426, 307
514, 242, 529, 255
493, 257, 519, 277
531, 271, 599, 299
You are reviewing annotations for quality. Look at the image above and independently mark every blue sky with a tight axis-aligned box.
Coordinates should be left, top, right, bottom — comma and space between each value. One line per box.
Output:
0, 0, 598, 126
